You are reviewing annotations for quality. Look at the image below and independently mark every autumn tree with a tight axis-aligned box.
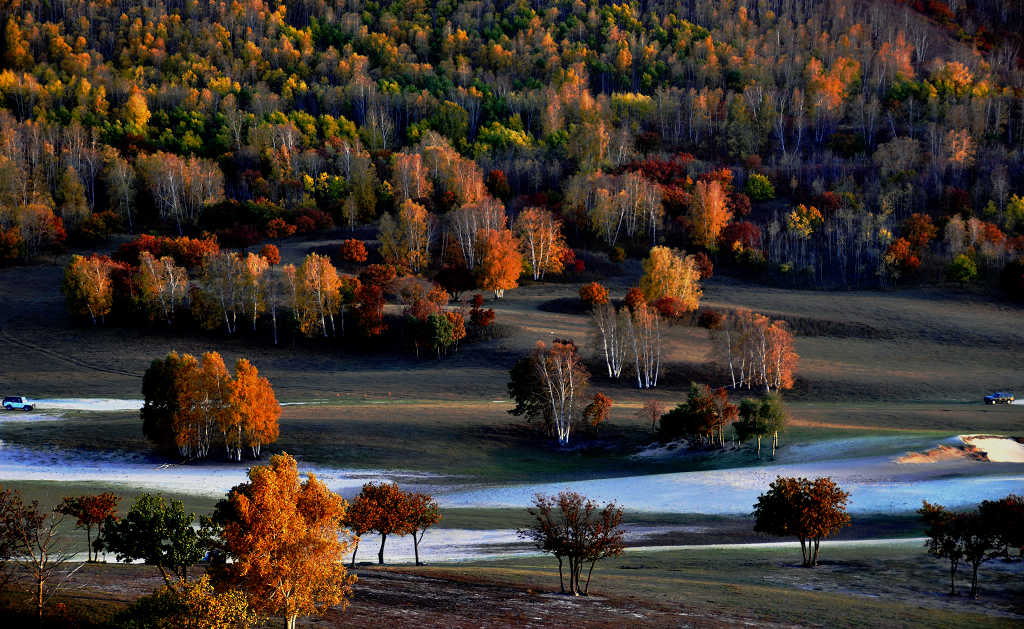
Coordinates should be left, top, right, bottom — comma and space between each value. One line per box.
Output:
7, 495, 81, 624
687, 180, 731, 250
259, 244, 281, 265
753, 477, 851, 567
447, 197, 506, 270
296, 253, 341, 337
579, 282, 610, 307
639, 246, 701, 310
217, 453, 356, 629
712, 310, 798, 392
406, 492, 442, 566
380, 200, 433, 272
62, 254, 113, 324
638, 399, 664, 432
196, 251, 244, 334
224, 358, 280, 460
339, 239, 368, 264
583, 392, 613, 429
659, 383, 735, 447
514, 207, 567, 280
518, 492, 625, 596
174, 352, 233, 460
137, 251, 188, 325
350, 482, 412, 565
55, 493, 120, 563
240, 252, 269, 332
475, 228, 522, 298
97, 493, 213, 590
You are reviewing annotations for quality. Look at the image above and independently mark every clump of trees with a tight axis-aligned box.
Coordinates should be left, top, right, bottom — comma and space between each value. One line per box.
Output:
141, 351, 280, 461
346, 482, 442, 566
753, 476, 851, 567
98, 453, 358, 629
658, 383, 737, 447
518, 491, 625, 596
508, 339, 616, 445
735, 394, 788, 457
919, 495, 1024, 599
709, 309, 799, 392
589, 288, 666, 389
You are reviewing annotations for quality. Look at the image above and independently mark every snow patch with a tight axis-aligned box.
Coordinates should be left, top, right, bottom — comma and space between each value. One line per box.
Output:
32, 398, 144, 411
959, 435, 1024, 463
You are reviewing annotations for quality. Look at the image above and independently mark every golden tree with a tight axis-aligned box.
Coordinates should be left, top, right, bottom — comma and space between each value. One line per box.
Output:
380, 199, 432, 273
63, 254, 113, 325
639, 246, 701, 310
220, 453, 356, 629
296, 253, 341, 337
174, 352, 233, 459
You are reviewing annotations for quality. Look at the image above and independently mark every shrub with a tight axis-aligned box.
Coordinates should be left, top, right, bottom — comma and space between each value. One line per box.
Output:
745, 173, 775, 201
946, 253, 978, 284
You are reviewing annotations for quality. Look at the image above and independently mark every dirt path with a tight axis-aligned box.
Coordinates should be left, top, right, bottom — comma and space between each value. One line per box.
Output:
0, 326, 141, 379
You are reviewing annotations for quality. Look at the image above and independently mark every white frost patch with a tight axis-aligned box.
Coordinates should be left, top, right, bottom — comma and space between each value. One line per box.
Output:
0, 443, 436, 498
0, 413, 65, 423
32, 398, 144, 411
960, 435, 1024, 463
439, 454, 1024, 515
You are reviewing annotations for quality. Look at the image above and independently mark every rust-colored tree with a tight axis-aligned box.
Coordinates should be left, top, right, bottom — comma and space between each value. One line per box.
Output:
753, 476, 850, 567
578, 282, 610, 307
406, 492, 442, 566
225, 358, 281, 460
218, 453, 356, 629
56, 493, 120, 562
518, 492, 625, 595
583, 392, 613, 429
687, 180, 731, 250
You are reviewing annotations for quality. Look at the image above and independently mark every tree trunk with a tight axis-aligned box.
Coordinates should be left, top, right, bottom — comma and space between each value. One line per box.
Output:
286, 614, 297, 629
969, 561, 980, 599
350, 539, 359, 568
756, 435, 761, 457
37, 576, 44, 626
413, 530, 421, 566
949, 559, 958, 596
557, 556, 565, 593
378, 533, 387, 564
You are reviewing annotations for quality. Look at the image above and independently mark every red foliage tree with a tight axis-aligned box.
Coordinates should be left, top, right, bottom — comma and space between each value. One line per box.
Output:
339, 239, 368, 264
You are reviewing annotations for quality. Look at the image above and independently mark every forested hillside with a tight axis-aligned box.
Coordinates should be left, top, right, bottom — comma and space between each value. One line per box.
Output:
1, 0, 1023, 292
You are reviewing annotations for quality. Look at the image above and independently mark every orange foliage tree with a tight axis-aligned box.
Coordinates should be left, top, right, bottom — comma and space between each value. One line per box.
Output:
639, 246, 701, 311
339, 239, 368, 263
584, 392, 613, 428
218, 453, 356, 629
687, 180, 731, 250
475, 228, 522, 298
350, 482, 412, 565
222, 358, 281, 461
258, 244, 281, 265
578, 282, 610, 307
753, 476, 850, 567
296, 253, 341, 337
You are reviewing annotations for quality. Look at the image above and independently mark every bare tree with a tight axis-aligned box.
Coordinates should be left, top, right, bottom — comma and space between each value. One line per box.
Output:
591, 302, 629, 378
9, 496, 82, 624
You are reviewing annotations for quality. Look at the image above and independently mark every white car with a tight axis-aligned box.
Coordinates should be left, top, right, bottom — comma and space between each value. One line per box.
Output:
2, 396, 34, 411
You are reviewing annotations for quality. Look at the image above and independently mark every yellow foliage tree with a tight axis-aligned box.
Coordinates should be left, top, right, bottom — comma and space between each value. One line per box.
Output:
639, 246, 701, 310
220, 453, 356, 629
63, 254, 113, 324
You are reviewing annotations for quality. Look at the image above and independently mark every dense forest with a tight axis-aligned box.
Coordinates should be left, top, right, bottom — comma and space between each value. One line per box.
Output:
1, 0, 1023, 294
